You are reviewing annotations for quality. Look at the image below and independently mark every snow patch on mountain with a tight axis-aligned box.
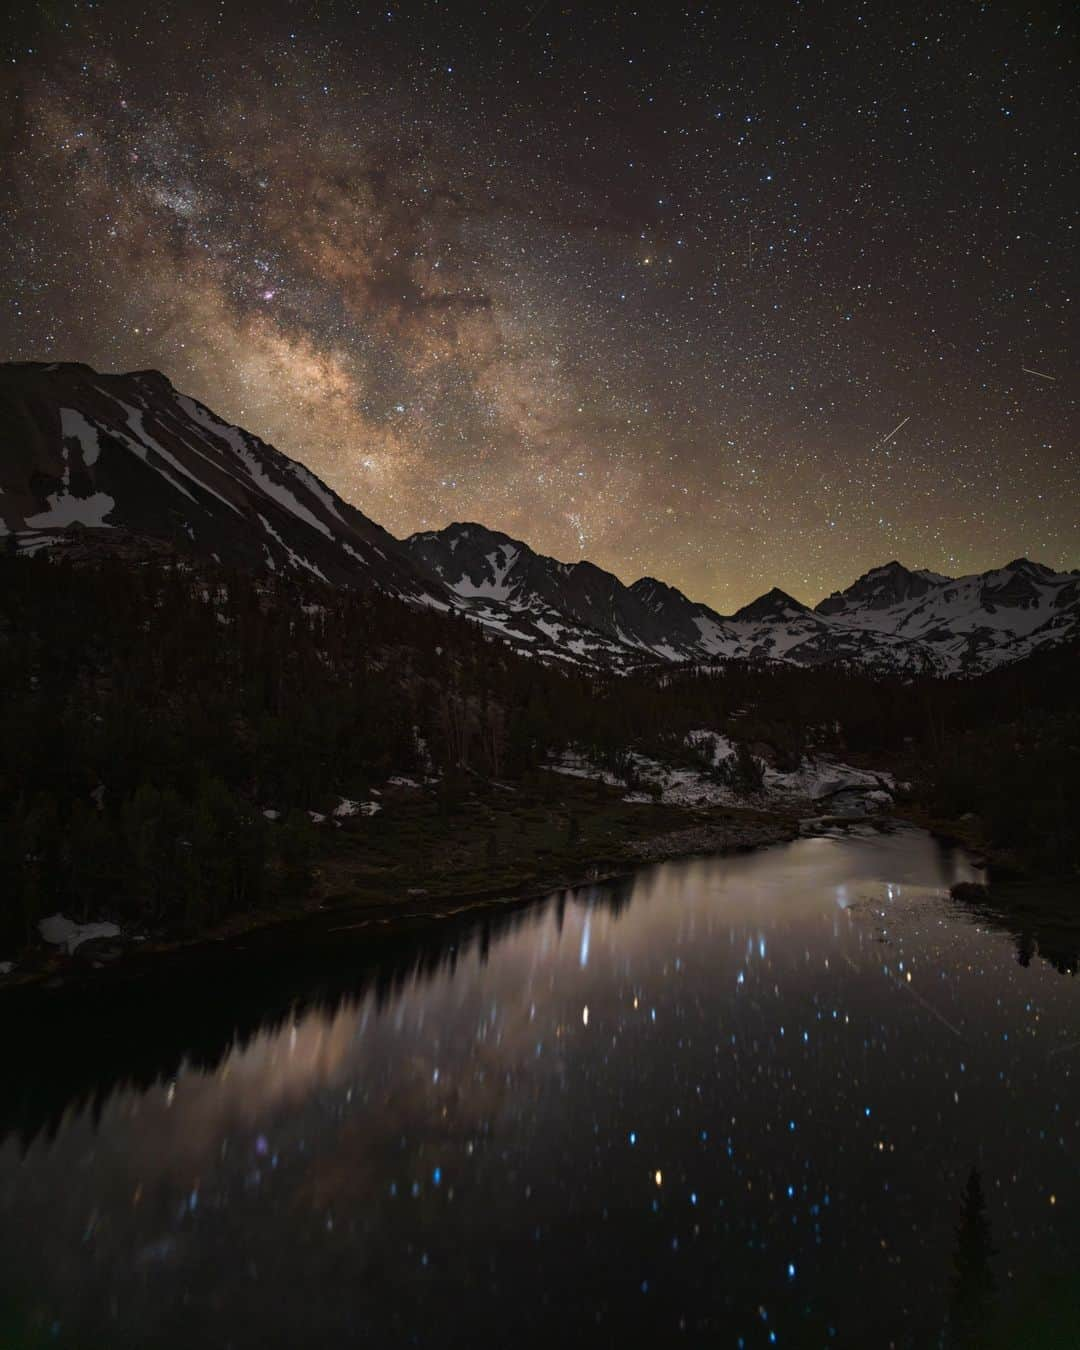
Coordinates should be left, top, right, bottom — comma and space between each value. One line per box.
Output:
288, 461, 348, 524
257, 514, 329, 582
39, 913, 121, 954
177, 394, 334, 538
25, 490, 116, 529
60, 407, 103, 466
450, 545, 522, 600
25, 408, 117, 528
4, 364, 1076, 681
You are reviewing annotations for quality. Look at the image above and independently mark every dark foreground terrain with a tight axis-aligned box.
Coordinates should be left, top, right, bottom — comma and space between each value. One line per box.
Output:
1, 549, 1077, 984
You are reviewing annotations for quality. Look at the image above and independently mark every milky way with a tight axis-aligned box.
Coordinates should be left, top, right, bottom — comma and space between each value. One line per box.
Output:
2, 1, 1076, 608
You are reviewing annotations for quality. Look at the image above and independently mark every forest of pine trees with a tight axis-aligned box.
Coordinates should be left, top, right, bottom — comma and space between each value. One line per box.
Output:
1, 551, 1077, 949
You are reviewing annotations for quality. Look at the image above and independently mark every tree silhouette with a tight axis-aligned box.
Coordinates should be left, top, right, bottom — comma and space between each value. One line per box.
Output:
950, 1167, 996, 1348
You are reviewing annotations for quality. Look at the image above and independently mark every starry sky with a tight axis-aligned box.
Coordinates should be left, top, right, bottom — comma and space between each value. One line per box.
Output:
2, 1, 1077, 609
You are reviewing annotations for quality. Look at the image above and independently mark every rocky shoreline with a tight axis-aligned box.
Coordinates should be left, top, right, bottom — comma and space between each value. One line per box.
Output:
625, 816, 800, 863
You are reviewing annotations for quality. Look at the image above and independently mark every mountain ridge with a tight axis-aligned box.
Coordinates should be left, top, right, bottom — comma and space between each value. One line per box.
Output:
2, 361, 1077, 677
0, 359, 448, 605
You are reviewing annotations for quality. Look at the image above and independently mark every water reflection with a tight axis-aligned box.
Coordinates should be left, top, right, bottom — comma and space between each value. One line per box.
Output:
946, 882, 1080, 978
0, 828, 1076, 1348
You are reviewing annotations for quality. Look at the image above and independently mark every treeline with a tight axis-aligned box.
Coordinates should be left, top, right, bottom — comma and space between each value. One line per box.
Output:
630, 646, 1080, 871
0, 554, 591, 946
1, 552, 1076, 949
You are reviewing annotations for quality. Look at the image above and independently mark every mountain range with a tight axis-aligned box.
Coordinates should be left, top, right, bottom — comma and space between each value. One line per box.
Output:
2, 360, 1077, 677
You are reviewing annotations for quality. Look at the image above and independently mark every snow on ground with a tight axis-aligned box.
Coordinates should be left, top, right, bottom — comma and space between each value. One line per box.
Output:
449, 545, 522, 601
686, 729, 893, 798
177, 393, 336, 537
60, 407, 103, 465
24, 408, 118, 528
25, 489, 116, 529
468, 604, 538, 640
100, 395, 215, 508
550, 732, 894, 812
549, 749, 743, 807
7, 530, 65, 555
333, 797, 381, 817
39, 913, 121, 954
288, 461, 347, 525
257, 514, 330, 582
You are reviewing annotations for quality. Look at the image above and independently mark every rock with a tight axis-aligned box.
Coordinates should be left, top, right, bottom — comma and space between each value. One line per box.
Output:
949, 881, 990, 901
72, 936, 126, 963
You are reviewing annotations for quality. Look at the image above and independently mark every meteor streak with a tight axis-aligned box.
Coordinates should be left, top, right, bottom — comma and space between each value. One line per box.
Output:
874, 415, 910, 450
1021, 366, 1057, 382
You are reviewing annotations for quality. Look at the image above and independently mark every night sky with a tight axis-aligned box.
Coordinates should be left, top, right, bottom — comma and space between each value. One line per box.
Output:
2, 1, 1076, 610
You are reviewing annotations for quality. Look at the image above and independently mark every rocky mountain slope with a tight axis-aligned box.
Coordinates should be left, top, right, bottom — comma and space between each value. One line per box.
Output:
405, 521, 1079, 675
0, 361, 445, 604
2, 361, 1076, 676
813, 558, 1080, 672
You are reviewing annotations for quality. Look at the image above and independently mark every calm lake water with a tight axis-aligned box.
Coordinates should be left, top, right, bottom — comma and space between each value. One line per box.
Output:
1, 827, 1077, 1348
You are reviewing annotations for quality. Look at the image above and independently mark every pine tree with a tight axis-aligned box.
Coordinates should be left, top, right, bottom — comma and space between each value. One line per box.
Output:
950, 1167, 996, 1347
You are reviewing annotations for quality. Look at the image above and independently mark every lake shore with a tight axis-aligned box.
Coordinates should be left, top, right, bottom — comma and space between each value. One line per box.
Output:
0, 778, 806, 993
5, 756, 1071, 996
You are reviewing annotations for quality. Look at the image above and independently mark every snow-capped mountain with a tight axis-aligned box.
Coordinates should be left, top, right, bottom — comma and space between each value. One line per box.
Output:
812, 558, 1080, 672
405, 522, 716, 661
816, 560, 951, 615
2, 362, 1076, 677
405, 522, 1079, 674
0, 361, 445, 603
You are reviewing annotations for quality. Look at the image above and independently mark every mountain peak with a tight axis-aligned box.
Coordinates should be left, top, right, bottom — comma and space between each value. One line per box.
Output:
0, 359, 441, 602
3, 360, 1077, 678
128, 368, 176, 391
815, 559, 946, 615
631, 575, 684, 602
411, 520, 527, 554
444, 520, 509, 539
731, 587, 810, 623
1002, 556, 1053, 577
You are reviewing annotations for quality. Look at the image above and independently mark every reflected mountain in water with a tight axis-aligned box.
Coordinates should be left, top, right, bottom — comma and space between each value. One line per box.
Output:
1, 876, 635, 1149
1, 830, 1076, 1350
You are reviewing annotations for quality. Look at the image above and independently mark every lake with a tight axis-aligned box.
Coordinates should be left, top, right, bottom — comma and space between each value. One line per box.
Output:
1, 826, 1076, 1348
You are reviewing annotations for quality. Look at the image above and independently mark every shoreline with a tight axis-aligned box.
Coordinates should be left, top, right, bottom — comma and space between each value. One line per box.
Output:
5, 783, 1066, 998
1, 810, 1072, 1152
0, 808, 804, 996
